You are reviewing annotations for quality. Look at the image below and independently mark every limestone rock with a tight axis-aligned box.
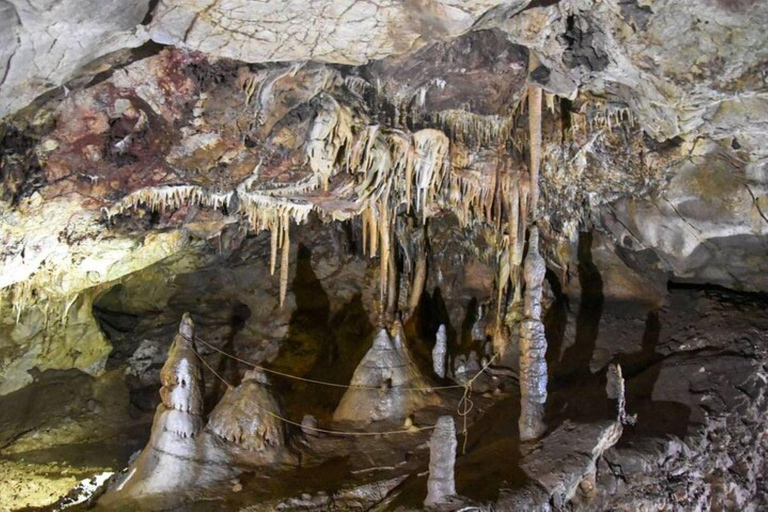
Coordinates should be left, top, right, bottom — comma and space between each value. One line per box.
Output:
148, 0, 516, 66
518, 420, 623, 509
0, 0, 150, 119
333, 327, 443, 423
519, 227, 548, 441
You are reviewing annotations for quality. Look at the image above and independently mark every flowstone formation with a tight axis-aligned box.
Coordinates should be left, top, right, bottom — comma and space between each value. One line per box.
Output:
333, 326, 444, 423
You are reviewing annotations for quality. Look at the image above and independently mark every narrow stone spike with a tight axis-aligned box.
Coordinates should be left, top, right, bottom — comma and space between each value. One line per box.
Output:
279, 217, 290, 307
408, 251, 427, 317
425, 416, 457, 507
379, 195, 390, 306
528, 54, 543, 218
270, 223, 278, 276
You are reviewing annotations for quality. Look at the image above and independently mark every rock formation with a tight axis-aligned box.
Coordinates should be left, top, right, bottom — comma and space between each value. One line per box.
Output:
432, 325, 448, 379
333, 327, 443, 423
519, 226, 548, 441
110, 313, 231, 498
1, 0, 767, 509
207, 369, 287, 456
425, 415, 457, 508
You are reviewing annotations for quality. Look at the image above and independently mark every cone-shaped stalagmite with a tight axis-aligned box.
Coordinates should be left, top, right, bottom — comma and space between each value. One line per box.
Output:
519, 227, 548, 441
333, 326, 443, 423
207, 369, 287, 454
110, 313, 232, 497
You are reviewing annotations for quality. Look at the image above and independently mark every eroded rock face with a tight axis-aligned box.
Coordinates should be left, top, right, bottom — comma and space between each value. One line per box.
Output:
148, 0, 520, 66
0, 0, 150, 118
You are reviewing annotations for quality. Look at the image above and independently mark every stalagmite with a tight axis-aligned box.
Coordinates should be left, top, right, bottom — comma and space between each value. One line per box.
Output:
424, 415, 457, 508
158, 313, 204, 436
110, 313, 232, 497
207, 369, 288, 455
518, 227, 548, 441
432, 325, 448, 379
333, 327, 443, 423
607, 364, 636, 426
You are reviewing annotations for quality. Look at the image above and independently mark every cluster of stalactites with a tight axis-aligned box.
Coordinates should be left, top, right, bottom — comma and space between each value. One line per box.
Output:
105, 166, 315, 308
105, 185, 235, 222
159, 313, 204, 438
306, 95, 355, 190
428, 110, 513, 149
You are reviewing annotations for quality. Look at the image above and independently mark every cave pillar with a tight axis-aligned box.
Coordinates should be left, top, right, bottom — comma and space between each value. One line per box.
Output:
518, 227, 548, 441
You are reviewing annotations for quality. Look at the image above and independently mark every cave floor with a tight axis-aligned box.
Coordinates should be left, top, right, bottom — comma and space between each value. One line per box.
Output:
1, 286, 766, 511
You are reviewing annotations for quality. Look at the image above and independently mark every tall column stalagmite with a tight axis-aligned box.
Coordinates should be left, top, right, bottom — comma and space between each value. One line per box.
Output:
519, 227, 548, 441
518, 52, 548, 441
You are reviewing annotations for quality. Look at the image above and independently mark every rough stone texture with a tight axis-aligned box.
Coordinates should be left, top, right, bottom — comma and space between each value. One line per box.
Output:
149, 0, 522, 66
604, 138, 768, 291
515, 420, 623, 509
519, 227, 548, 441
0, 0, 150, 119
425, 415, 457, 507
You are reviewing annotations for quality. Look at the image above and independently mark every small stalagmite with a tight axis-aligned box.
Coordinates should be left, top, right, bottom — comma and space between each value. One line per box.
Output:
333, 326, 443, 423
424, 415, 457, 508
519, 227, 548, 441
607, 364, 636, 426
432, 324, 448, 379
207, 369, 287, 456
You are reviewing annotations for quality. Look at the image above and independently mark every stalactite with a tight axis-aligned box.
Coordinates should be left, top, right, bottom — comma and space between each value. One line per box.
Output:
528, 60, 543, 218
428, 110, 513, 148
407, 250, 427, 319
306, 95, 354, 190
279, 215, 290, 308
411, 129, 450, 222
379, 192, 391, 309
519, 227, 548, 441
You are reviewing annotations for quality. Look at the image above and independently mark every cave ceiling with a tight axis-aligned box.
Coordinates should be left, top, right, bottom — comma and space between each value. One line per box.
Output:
0, 0, 767, 391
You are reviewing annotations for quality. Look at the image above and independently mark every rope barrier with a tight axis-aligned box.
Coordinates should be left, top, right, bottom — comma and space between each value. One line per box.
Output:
190, 345, 437, 437
194, 335, 464, 392
457, 352, 498, 455
188, 334, 501, 442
